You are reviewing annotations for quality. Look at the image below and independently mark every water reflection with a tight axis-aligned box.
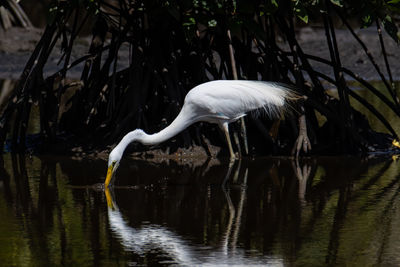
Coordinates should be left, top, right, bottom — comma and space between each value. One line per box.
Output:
106, 188, 196, 265
105, 159, 280, 265
1, 154, 400, 265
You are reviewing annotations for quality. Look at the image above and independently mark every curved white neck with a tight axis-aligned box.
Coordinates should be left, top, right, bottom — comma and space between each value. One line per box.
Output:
115, 105, 195, 154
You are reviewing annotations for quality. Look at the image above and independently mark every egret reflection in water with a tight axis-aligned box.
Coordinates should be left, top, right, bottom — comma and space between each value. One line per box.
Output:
104, 160, 285, 265
2, 154, 400, 265
105, 188, 195, 264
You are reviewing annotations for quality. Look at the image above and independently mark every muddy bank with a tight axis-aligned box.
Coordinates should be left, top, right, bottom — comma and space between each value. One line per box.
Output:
64, 142, 222, 162
1, 26, 399, 80
0, 27, 130, 79
295, 26, 400, 82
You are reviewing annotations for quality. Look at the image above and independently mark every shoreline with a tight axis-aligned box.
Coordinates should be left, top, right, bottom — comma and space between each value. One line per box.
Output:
1, 26, 400, 81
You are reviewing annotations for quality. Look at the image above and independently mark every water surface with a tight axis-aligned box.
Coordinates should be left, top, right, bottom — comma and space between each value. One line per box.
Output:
1, 154, 400, 266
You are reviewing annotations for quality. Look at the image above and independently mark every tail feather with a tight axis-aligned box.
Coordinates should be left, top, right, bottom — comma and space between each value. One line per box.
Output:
250, 81, 300, 119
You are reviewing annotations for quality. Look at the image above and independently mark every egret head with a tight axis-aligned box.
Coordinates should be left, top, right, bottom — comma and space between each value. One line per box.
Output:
104, 129, 147, 188
105, 148, 122, 188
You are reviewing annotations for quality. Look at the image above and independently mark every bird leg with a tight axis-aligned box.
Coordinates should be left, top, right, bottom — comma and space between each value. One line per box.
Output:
292, 114, 311, 157
240, 118, 249, 155
233, 131, 242, 158
221, 122, 236, 160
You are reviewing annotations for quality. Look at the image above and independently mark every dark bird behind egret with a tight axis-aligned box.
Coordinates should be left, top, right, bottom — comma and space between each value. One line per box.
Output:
105, 80, 299, 188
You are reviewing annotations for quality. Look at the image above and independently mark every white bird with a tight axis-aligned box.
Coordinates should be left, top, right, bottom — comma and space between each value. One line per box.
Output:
105, 80, 298, 188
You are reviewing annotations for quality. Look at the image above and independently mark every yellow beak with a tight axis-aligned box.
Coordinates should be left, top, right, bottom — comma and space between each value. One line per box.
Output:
104, 165, 114, 188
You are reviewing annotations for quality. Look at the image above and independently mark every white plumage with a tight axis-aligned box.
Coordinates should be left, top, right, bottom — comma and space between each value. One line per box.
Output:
105, 80, 298, 188
185, 80, 292, 121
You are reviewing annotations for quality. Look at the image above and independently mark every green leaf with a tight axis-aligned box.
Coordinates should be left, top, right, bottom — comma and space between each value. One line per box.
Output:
294, 1, 309, 23
263, 0, 279, 15
182, 17, 196, 27
382, 15, 399, 43
208, 19, 217, 28
330, 0, 343, 7
386, 0, 400, 12
361, 14, 373, 28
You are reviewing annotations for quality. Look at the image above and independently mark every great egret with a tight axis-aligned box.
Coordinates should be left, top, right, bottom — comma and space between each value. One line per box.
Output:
105, 80, 298, 188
